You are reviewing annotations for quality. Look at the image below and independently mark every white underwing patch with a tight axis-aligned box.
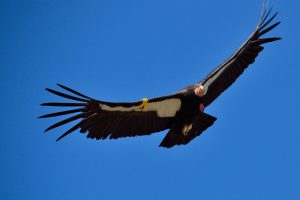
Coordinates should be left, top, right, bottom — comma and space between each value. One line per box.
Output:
203, 62, 232, 95
148, 99, 181, 117
99, 98, 181, 118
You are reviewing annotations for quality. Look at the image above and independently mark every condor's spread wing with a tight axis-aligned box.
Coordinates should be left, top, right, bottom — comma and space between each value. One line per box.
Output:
200, 8, 281, 106
40, 84, 182, 141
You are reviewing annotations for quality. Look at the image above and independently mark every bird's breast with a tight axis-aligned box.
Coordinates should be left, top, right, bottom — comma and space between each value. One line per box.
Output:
175, 94, 203, 120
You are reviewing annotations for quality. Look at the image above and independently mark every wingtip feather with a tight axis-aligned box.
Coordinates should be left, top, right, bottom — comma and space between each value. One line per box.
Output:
56, 83, 95, 101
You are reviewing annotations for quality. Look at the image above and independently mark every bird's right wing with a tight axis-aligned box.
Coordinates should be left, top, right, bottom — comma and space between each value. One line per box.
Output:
40, 84, 182, 141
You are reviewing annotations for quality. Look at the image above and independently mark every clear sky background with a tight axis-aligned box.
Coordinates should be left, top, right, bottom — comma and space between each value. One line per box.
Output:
1, 0, 299, 199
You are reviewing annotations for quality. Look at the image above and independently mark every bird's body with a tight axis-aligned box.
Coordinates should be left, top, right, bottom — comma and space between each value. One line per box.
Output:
40, 7, 281, 148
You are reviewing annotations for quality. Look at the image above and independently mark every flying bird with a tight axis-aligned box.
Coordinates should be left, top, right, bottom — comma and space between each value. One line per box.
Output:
40, 7, 281, 148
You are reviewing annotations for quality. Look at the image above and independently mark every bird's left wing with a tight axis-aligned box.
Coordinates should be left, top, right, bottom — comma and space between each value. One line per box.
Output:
200, 8, 281, 106
40, 84, 182, 141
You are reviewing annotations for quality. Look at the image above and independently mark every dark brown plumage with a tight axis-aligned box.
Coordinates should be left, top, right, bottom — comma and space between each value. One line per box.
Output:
40, 7, 281, 148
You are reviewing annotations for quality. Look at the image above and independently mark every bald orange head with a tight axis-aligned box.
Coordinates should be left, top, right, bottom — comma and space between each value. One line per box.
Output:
194, 85, 205, 97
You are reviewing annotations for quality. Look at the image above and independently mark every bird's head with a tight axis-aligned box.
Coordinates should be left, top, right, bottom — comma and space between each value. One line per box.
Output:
194, 85, 205, 97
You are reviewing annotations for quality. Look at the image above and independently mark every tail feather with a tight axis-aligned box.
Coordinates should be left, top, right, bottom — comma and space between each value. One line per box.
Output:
159, 112, 217, 148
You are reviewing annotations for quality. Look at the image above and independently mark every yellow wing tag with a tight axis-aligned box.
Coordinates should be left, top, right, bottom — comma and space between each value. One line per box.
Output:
138, 98, 149, 111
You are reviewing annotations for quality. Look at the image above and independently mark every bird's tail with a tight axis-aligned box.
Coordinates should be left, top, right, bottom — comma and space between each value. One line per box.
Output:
159, 112, 217, 148
39, 84, 99, 141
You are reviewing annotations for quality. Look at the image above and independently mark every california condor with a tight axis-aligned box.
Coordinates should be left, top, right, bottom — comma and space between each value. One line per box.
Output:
40, 7, 281, 148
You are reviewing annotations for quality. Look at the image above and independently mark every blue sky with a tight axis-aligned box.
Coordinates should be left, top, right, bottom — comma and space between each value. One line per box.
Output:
1, 0, 300, 199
